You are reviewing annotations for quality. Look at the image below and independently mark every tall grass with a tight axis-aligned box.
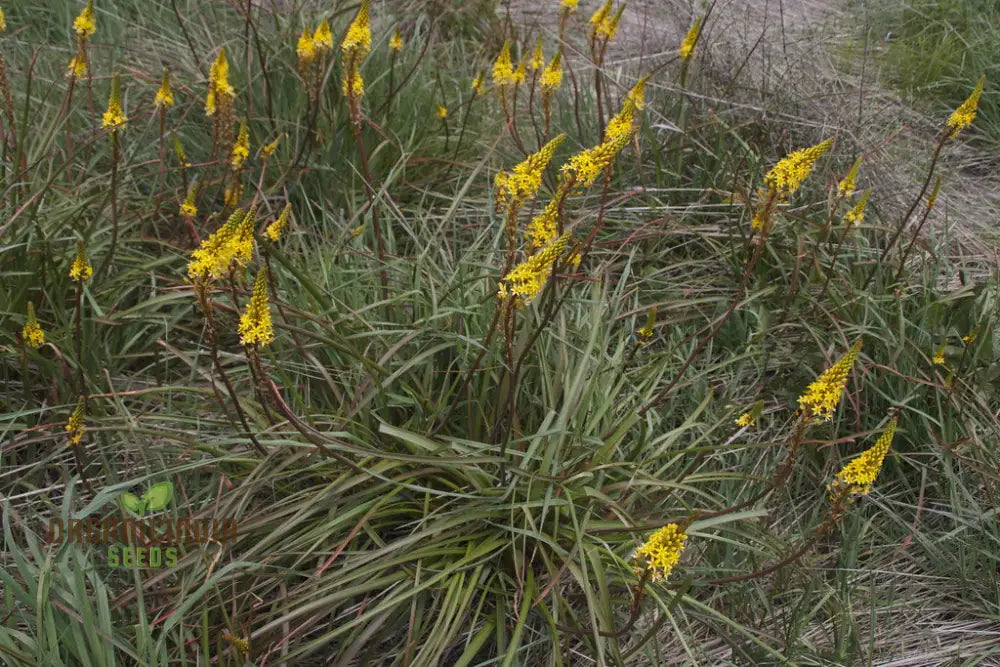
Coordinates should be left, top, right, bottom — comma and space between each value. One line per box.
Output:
1, 0, 999, 664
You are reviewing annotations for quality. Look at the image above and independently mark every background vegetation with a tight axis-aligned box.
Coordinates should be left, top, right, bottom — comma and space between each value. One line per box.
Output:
1, 0, 998, 664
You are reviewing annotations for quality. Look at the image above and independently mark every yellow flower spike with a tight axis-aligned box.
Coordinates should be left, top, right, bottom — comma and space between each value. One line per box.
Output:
530, 37, 545, 71
932, 343, 946, 365
436, 105, 448, 119
341, 0, 371, 57
230, 205, 257, 268
946, 74, 985, 138
636, 305, 657, 344
605, 75, 648, 142
389, 28, 403, 53
0, 7, 7, 32
492, 40, 514, 86
67, 50, 88, 79
261, 133, 282, 158
172, 134, 190, 167
560, 0, 578, 9
180, 179, 199, 217
962, 328, 978, 344
187, 207, 245, 280
69, 240, 93, 282
223, 181, 242, 208
540, 52, 563, 92
589, 0, 613, 34
837, 155, 862, 198
561, 126, 634, 188
238, 266, 274, 347
206, 47, 235, 116
597, 4, 626, 40
495, 133, 567, 212
764, 137, 834, 197
313, 18, 333, 54
265, 203, 292, 242
341, 67, 364, 98
22, 301, 45, 349
796, 338, 862, 424
632, 523, 687, 582
297, 28, 316, 68
679, 17, 702, 60
73, 0, 96, 38
498, 233, 571, 305
230, 118, 250, 170
101, 72, 127, 131
844, 189, 870, 226
513, 60, 527, 85
66, 397, 86, 446
831, 417, 898, 497
472, 73, 484, 95
154, 68, 174, 109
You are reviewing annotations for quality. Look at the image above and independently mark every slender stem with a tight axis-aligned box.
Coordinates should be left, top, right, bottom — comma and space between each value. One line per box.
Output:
96, 131, 120, 279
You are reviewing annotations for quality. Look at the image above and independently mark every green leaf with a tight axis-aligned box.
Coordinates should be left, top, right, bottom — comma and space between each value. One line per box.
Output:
141, 482, 173, 511
120, 492, 143, 515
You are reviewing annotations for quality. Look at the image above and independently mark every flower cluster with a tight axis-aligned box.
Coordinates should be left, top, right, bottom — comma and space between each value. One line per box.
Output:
679, 18, 702, 60
837, 156, 863, 198
266, 203, 292, 242
68, 0, 95, 79
498, 233, 571, 305
540, 52, 563, 93
633, 523, 687, 582
154, 69, 174, 110
206, 47, 235, 117
389, 29, 403, 53
187, 207, 256, 280
297, 29, 316, 68
69, 240, 93, 282
238, 266, 274, 346
492, 40, 515, 87
797, 338, 862, 423
946, 74, 985, 138
831, 417, 897, 497
313, 19, 333, 54
101, 72, 127, 131
764, 137, 834, 197
495, 133, 566, 212
230, 118, 250, 170
66, 397, 85, 446
180, 179, 199, 217
22, 301, 45, 348
341, 0, 371, 105
844, 190, 870, 225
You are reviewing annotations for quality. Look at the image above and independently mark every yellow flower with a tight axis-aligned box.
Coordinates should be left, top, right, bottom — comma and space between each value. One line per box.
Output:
632, 523, 687, 582
69, 240, 93, 281
224, 182, 242, 208
636, 305, 657, 345
389, 28, 403, 53
313, 18, 333, 54
597, 4, 625, 40
513, 61, 527, 85
472, 74, 484, 95
589, 0, 612, 33
837, 155, 862, 198
831, 417, 897, 497
495, 133, 567, 212
962, 329, 978, 344
498, 233, 571, 305
844, 190, 870, 226
492, 40, 514, 86
297, 28, 316, 67
67, 51, 88, 79
172, 134, 190, 167
231, 205, 257, 268
238, 266, 274, 347
436, 105, 448, 119
560, 0, 578, 9
265, 203, 292, 242
764, 137, 834, 197
530, 38, 544, 70
73, 0, 96, 37
206, 47, 235, 116
797, 338, 862, 423
101, 72, 127, 131
525, 192, 563, 250
679, 17, 702, 60
605, 76, 647, 143
0, 7, 7, 32
22, 302, 45, 348
540, 52, 562, 92
341, 0, 372, 57
946, 74, 985, 138
154, 68, 174, 109
230, 118, 250, 170
180, 179, 199, 217
561, 126, 633, 188
735, 412, 755, 427
188, 208, 245, 280
932, 343, 946, 365
66, 397, 86, 446
261, 134, 282, 158
342, 68, 364, 98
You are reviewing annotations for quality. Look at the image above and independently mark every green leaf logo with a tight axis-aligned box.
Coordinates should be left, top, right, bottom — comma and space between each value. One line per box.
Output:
120, 481, 173, 517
